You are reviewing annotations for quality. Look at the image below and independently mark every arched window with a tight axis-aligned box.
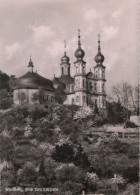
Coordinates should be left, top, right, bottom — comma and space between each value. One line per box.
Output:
102, 83, 105, 92
76, 79, 79, 88
83, 79, 85, 87
71, 98, 74, 104
62, 67, 64, 75
102, 69, 104, 77
95, 99, 97, 105
90, 82, 93, 90
71, 85, 74, 92
76, 96, 79, 102
47, 95, 49, 101
95, 83, 97, 92
83, 96, 86, 102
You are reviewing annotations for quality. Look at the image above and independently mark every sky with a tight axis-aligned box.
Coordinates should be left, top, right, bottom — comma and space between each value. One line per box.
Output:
0, 0, 138, 92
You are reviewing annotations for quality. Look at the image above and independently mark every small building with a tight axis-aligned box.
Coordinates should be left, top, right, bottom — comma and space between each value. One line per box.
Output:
13, 58, 55, 106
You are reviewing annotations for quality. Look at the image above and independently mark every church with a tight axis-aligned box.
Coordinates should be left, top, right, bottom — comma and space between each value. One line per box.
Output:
53, 30, 106, 108
13, 30, 106, 108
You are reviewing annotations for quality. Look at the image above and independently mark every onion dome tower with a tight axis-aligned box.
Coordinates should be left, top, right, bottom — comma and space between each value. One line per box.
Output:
60, 41, 70, 76
94, 34, 106, 109
94, 34, 105, 65
74, 29, 87, 106
28, 55, 34, 73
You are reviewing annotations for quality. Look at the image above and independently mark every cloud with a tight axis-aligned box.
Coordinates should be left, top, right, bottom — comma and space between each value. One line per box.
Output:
112, 9, 122, 18
103, 26, 119, 41
30, 25, 54, 43
84, 8, 101, 22
49, 40, 64, 57
5, 42, 22, 59
106, 52, 118, 71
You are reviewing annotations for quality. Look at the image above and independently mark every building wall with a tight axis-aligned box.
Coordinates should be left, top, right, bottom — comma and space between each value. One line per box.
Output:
13, 88, 55, 106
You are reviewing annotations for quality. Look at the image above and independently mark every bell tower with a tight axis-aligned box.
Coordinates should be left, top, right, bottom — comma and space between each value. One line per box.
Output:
74, 29, 87, 106
60, 41, 70, 77
94, 34, 106, 108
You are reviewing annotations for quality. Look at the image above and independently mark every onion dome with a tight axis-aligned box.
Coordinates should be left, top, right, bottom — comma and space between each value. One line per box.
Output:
75, 29, 85, 60
61, 41, 70, 64
94, 34, 104, 64
28, 55, 34, 67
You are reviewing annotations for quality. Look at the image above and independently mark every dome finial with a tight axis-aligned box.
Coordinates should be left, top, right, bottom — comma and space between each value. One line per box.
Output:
98, 34, 101, 52
78, 28, 81, 48
30, 54, 32, 61
64, 40, 66, 55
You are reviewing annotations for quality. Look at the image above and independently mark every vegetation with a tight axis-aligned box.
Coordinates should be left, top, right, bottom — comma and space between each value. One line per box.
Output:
0, 104, 138, 194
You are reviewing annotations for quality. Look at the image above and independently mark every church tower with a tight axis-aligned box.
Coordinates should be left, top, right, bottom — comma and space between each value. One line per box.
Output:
60, 41, 70, 77
94, 35, 106, 108
74, 29, 87, 106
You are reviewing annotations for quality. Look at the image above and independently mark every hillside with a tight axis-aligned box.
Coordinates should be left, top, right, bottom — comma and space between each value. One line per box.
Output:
0, 104, 139, 195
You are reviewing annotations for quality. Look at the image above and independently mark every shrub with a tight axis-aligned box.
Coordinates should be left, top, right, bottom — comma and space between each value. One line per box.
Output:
125, 120, 137, 128
28, 105, 48, 120
51, 144, 74, 163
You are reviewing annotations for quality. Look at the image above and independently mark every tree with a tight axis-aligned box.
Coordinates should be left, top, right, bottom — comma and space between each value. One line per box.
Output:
74, 144, 90, 169
0, 71, 10, 91
111, 82, 138, 119
51, 143, 74, 163
55, 85, 66, 104
0, 89, 12, 109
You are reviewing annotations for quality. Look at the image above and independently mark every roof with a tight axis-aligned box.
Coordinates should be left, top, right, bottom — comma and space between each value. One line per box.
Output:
58, 75, 74, 85
14, 71, 55, 91
94, 64, 105, 69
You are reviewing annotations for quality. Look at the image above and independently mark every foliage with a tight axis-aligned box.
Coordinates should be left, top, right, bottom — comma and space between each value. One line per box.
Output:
106, 101, 126, 125
74, 144, 90, 169
125, 120, 138, 128
55, 85, 66, 104
51, 143, 74, 163
0, 104, 138, 194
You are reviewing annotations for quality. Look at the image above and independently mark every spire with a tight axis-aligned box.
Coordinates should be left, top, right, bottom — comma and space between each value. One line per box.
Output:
78, 29, 81, 48
64, 40, 66, 55
98, 34, 101, 52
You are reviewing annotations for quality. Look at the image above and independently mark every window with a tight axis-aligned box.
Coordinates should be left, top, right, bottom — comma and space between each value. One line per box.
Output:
47, 95, 49, 101
71, 98, 74, 104
62, 67, 64, 75
76, 79, 79, 88
83, 79, 85, 87
76, 96, 79, 102
83, 96, 86, 102
71, 85, 74, 92
95, 99, 97, 105
102, 84, 105, 92
90, 82, 93, 90
95, 83, 97, 92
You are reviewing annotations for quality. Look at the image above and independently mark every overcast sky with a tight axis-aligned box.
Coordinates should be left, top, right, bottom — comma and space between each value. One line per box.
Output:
0, 0, 138, 92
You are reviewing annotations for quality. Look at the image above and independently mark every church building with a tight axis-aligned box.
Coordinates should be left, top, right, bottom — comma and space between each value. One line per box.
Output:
53, 30, 106, 108
13, 30, 107, 108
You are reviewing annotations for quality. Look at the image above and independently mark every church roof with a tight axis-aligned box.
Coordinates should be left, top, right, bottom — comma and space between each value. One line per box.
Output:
58, 75, 74, 85
14, 71, 55, 91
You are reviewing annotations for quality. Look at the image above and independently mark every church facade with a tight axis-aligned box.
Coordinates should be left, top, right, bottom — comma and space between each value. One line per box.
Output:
13, 30, 107, 108
53, 31, 106, 108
